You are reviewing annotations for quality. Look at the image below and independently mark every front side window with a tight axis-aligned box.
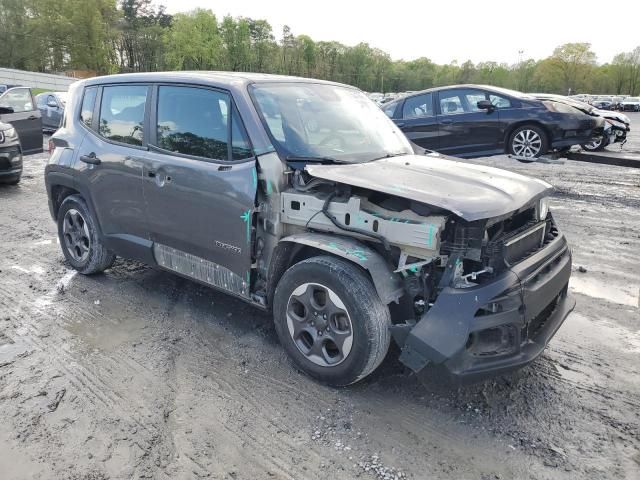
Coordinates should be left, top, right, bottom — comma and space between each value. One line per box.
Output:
251, 83, 413, 163
80, 87, 97, 128
403, 93, 434, 118
439, 89, 489, 115
0, 88, 34, 113
490, 94, 511, 108
156, 86, 230, 160
98, 85, 148, 146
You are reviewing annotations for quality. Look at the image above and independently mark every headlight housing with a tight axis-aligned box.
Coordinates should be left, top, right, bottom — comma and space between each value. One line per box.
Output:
538, 197, 550, 220
0, 127, 17, 143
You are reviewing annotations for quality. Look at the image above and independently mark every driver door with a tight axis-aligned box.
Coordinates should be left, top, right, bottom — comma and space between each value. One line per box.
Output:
0, 88, 43, 154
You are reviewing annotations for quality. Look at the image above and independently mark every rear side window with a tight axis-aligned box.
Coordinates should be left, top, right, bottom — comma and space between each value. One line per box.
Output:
98, 85, 148, 146
80, 87, 97, 128
156, 85, 231, 161
382, 102, 397, 118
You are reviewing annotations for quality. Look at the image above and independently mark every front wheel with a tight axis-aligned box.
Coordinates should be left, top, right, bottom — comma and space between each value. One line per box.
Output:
508, 125, 548, 159
581, 135, 609, 151
273, 256, 391, 386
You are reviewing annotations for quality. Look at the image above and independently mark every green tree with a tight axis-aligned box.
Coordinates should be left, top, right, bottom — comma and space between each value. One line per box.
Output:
164, 9, 221, 70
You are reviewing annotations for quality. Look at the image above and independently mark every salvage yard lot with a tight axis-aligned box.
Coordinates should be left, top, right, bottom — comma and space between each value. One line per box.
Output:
0, 142, 639, 479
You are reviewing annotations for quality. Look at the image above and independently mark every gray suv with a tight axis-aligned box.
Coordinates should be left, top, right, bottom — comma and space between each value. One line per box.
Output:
45, 72, 575, 386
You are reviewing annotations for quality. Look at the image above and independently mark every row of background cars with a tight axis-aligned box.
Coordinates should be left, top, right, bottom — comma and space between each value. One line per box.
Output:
372, 84, 630, 157
0, 80, 634, 185
0, 86, 66, 184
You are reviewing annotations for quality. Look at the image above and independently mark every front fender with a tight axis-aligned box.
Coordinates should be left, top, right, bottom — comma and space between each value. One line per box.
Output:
279, 233, 403, 304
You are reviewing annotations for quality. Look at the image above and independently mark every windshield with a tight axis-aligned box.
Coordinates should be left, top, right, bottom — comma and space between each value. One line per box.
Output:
250, 82, 413, 163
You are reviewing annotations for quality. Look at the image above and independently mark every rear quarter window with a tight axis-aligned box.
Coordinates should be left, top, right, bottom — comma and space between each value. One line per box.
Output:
80, 87, 98, 128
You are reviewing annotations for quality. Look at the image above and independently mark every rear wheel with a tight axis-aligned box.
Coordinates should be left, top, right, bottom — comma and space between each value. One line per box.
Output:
273, 256, 391, 386
508, 125, 548, 159
57, 195, 116, 274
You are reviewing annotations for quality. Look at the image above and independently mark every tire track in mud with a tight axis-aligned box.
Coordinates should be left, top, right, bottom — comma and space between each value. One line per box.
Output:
0, 270, 182, 478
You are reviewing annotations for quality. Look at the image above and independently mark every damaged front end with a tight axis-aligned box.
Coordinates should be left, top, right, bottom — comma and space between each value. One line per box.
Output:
257, 153, 575, 380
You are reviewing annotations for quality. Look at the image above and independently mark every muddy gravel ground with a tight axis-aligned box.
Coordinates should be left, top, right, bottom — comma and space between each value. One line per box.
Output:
0, 142, 639, 480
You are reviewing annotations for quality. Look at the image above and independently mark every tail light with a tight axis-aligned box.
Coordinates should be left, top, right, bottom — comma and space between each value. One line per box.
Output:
48, 139, 54, 155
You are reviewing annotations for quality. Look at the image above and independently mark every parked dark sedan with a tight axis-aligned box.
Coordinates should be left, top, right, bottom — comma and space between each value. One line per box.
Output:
36, 91, 67, 131
0, 121, 22, 184
0, 87, 43, 154
382, 85, 605, 158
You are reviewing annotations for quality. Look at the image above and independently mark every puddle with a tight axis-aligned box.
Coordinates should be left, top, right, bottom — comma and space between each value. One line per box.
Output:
62, 314, 146, 351
561, 312, 640, 354
569, 276, 638, 307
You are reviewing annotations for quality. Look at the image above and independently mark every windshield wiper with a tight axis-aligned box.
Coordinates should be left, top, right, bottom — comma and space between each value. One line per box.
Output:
370, 152, 409, 161
285, 155, 344, 163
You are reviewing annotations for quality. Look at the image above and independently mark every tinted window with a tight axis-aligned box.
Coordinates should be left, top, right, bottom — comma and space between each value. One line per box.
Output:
465, 92, 486, 112
382, 102, 397, 118
0, 88, 34, 113
490, 94, 511, 108
231, 107, 252, 160
80, 87, 97, 128
439, 89, 488, 114
99, 85, 148, 146
403, 93, 434, 118
156, 86, 230, 160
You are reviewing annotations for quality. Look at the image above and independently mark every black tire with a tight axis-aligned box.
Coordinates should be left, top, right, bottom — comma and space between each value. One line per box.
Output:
273, 255, 391, 386
581, 135, 609, 152
508, 124, 549, 159
57, 194, 116, 274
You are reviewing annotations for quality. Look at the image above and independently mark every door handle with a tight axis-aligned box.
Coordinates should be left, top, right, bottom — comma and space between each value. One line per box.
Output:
80, 153, 101, 165
395, 122, 406, 128
28, 115, 38, 120
440, 119, 453, 125
147, 170, 156, 178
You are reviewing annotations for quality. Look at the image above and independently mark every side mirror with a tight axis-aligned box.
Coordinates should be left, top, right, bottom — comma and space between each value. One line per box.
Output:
477, 100, 495, 111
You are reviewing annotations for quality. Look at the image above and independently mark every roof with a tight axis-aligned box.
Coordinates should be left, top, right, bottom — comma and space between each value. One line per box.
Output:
80, 71, 353, 90
386, 84, 533, 105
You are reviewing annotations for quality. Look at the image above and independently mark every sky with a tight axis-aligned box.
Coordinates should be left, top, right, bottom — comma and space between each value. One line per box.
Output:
161, 0, 640, 65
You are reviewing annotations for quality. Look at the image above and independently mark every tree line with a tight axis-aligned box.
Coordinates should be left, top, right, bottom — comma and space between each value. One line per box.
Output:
1, 0, 640, 95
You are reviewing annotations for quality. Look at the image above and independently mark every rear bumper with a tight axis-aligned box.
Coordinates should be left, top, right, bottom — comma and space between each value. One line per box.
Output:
398, 229, 574, 380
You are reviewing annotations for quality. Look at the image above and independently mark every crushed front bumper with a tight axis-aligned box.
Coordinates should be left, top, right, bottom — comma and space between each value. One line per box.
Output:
397, 230, 574, 380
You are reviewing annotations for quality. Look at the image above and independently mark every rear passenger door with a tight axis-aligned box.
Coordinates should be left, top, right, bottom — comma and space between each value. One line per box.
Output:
392, 93, 439, 150
75, 84, 150, 245
142, 84, 257, 289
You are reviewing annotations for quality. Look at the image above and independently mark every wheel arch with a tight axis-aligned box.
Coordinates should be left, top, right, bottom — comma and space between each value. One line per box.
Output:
266, 233, 403, 310
48, 174, 104, 238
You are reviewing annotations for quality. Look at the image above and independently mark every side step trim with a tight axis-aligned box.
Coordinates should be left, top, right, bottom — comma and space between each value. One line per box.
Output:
153, 243, 249, 298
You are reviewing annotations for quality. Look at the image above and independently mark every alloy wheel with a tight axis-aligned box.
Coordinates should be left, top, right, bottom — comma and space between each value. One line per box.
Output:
286, 283, 354, 367
512, 129, 542, 158
582, 136, 604, 151
62, 208, 91, 262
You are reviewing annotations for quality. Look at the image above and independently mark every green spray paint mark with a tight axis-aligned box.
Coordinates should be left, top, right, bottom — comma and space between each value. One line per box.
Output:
327, 242, 368, 262
240, 209, 251, 244
251, 167, 257, 189
266, 179, 273, 195
408, 266, 419, 273
426, 224, 436, 248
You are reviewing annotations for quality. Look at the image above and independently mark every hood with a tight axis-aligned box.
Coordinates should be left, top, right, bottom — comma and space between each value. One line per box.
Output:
0, 121, 13, 131
305, 153, 553, 221
595, 109, 630, 124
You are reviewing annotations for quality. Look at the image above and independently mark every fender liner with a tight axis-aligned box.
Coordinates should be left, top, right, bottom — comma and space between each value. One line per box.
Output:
279, 232, 403, 304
